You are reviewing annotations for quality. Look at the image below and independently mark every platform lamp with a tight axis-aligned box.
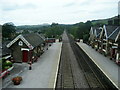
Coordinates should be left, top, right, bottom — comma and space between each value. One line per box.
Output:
29, 56, 33, 70
47, 37, 48, 50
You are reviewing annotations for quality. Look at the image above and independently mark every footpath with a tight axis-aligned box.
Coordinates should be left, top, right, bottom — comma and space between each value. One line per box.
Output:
5, 42, 62, 88
77, 42, 120, 89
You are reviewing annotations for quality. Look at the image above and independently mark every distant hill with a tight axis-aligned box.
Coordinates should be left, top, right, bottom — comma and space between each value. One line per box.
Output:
16, 24, 50, 31
16, 15, 119, 31
91, 16, 119, 25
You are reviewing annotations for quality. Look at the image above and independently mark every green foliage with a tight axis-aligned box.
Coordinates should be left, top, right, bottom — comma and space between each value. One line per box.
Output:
44, 23, 64, 38
4, 66, 11, 70
83, 34, 89, 42
2, 22, 16, 40
68, 21, 92, 42
22, 30, 29, 34
2, 60, 13, 70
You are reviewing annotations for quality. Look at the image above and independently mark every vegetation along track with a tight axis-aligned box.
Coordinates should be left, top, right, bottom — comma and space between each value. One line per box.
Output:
68, 33, 117, 89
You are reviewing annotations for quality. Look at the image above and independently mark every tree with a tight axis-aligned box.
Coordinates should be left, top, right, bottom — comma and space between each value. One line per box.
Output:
83, 34, 89, 42
2, 22, 16, 40
68, 21, 92, 43
22, 30, 29, 34
44, 23, 64, 38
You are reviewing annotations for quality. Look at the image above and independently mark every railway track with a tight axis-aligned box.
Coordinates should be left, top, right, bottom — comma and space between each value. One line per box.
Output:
56, 31, 116, 89
56, 33, 75, 89
68, 34, 104, 89
68, 34, 117, 89
62, 43, 75, 88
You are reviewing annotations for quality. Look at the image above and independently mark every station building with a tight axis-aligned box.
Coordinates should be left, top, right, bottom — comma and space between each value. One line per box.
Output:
7, 33, 45, 63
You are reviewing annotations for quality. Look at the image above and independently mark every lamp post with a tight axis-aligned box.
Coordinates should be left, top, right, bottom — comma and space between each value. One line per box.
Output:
29, 61, 32, 70
29, 56, 33, 70
47, 37, 48, 50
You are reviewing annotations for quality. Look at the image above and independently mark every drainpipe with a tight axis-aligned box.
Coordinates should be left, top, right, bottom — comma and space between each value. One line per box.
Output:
105, 39, 108, 56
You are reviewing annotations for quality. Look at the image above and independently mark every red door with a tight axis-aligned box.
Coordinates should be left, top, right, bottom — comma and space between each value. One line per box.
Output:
22, 50, 28, 62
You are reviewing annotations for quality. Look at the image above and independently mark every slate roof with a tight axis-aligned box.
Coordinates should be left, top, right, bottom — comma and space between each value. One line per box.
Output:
96, 28, 102, 37
7, 33, 45, 50
38, 34, 46, 41
2, 41, 11, 56
105, 25, 118, 37
92, 27, 102, 37
22, 33, 44, 47
109, 27, 120, 40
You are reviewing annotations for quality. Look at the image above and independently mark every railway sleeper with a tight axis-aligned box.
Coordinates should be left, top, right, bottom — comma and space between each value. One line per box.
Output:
84, 73, 103, 88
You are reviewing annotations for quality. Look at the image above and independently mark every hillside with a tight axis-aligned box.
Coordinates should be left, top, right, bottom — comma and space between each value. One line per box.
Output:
91, 16, 119, 25
16, 24, 50, 31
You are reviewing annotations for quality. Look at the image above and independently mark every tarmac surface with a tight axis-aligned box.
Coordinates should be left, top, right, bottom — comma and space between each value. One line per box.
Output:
2, 63, 28, 88
3, 42, 62, 88
77, 42, 120, 89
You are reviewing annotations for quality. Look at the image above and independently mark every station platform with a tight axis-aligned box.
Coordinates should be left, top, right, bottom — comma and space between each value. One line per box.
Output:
77, 42, 120, 89
6, 42, 62, 88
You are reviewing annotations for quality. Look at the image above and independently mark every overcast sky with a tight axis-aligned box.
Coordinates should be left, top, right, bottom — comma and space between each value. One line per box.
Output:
0, 0, 120, 25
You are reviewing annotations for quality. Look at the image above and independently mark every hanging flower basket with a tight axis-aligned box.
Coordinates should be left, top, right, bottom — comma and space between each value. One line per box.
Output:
12, 76, 22, 85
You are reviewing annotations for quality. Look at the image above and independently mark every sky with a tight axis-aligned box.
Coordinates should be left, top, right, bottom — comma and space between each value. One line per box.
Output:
0, 0, 120, 26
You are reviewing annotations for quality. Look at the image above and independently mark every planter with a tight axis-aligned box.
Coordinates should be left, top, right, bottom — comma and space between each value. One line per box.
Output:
12, 76, 22, 85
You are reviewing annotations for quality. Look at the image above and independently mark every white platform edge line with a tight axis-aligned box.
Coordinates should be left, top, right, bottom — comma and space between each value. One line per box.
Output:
53, 43, 62, 89
77, 43, 119, 89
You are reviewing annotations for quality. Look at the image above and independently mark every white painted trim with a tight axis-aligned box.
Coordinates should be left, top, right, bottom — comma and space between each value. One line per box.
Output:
21, 48, 29, 51
90, 27, 94, 35
91, 27, 94, 34
102, 49, 106, 52
103, 25, 108, 40
103, 39, 107, 41
109, 41, 112, 44
94, 29, 97, 37
99, 27, 103, 30
113, 43, 118, 46
96, 33, 101, 37
4, 55, 11, 59
7, 66, 14, 71
103, 43, 106, 45
112, 46, 118, 48
116, 53, 119, 61
53, 43, 62, 88
98, 40, 101, 42
108, 27, 119, 38
99, 27, 104, 39
7, 34, 34, 50
7, 35, 21, 48
115, 30, 120, 42
20, 35, 34, 50
1, 71, 7, 76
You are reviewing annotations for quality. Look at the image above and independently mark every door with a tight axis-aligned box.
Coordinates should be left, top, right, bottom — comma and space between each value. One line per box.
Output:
22, 50, 28, 62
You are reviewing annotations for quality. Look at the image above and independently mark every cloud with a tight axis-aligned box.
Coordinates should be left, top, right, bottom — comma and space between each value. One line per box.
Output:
0, 0, 119, 25
63, 2, 76, 7
2, 4, 36, 11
